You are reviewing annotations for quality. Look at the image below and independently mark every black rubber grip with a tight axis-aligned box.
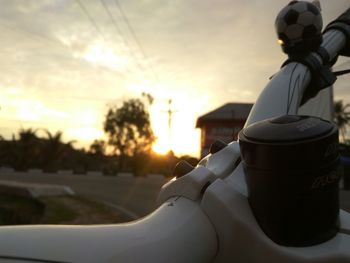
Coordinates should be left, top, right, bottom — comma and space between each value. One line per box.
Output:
325, 8, 350, 57
337, 8, 350, 25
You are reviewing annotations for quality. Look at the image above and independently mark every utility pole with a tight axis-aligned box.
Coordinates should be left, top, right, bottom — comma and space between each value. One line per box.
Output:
162, 99, 177, 151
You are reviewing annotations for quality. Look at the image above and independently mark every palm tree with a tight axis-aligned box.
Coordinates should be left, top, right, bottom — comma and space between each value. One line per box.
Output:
41, 130, 74, 172
334, 100, 350, 142
15, 128, 41, 170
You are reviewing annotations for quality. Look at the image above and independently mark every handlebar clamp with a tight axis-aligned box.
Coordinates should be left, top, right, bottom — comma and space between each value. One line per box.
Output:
282, 53, 336, 105
325, 9, 350, 57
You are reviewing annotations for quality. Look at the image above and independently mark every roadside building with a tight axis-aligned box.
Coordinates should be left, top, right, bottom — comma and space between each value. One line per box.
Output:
196, 103, 253, 157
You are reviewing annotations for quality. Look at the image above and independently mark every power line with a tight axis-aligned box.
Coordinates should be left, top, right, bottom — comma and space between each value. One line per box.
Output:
75, 0, 144, 81
99, 0, 146, 75
0, 21, 68, 52
99, 0, 127, 47
75, 0, 107, 42
75, 0, 159, 84
0, 21, 97, 68
113, 0, 148, 61
334, 60, 350, 70
113, 0, 159, 82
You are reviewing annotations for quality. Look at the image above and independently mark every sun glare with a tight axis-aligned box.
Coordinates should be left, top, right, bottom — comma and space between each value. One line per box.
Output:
153, 137, 171, 155
82, 43, 129, 71
66, 127, 104, 142
149, 94, 206, 158
152, 125, 200, 157
15, 99, 67, 122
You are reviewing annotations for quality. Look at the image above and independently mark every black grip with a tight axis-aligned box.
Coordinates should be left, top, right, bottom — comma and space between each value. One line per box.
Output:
325, 8, 350, 57
337, 8, 350, 25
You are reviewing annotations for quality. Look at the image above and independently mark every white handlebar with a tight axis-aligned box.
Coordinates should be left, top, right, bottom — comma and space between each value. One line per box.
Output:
0, 197, 216, 263
246, 29, 347, 126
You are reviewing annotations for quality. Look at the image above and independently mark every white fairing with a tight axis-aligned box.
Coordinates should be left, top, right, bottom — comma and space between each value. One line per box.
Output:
246, 30, 346, 126
246, 61, 333, 125
246, 62, 311, 126
298, 87, 333, 121
201, 164, 350, 263
0, 197, 217, 263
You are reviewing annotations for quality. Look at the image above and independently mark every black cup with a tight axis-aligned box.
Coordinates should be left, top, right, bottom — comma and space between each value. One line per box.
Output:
239, 115, 340, 246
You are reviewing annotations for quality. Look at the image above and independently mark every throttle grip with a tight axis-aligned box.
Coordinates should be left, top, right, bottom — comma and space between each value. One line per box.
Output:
325, 8, 350, 56
337, 8, 350, 24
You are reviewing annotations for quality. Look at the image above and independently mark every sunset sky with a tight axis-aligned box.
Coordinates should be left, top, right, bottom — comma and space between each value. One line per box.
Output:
0, 0, 349, 157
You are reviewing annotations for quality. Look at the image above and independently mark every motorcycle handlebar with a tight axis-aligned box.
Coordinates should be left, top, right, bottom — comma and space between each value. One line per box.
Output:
0, 197, 217, 263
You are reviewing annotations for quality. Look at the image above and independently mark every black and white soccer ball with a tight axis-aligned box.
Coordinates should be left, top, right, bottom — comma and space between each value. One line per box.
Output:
275, 1, 323, 54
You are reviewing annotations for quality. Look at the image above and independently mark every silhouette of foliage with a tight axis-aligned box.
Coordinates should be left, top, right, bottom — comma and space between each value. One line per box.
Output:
41, 130, 75, 173
14, 129, 41, 170
0, 129, 85, 173
0, 118, 196, 177
104, 98, 155, 173
89, 140, 106, 155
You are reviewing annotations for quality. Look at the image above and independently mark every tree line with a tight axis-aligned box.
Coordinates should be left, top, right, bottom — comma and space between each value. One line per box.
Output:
1, 98, 349, 176
0, 95, 198, 176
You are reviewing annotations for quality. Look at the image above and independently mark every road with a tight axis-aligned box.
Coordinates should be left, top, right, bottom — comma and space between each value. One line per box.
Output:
340, 190, 350, 213
0, 171, 167, 219
0, 171, 349, 220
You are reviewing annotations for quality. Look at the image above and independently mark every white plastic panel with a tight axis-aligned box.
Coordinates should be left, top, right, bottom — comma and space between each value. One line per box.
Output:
157, 166, 215, 204
201, 174, 350, 263
0, 197, 217, 263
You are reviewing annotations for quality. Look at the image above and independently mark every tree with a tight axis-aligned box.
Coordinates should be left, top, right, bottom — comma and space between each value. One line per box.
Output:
89, 140, 106, 155
0, 129, 42, 170
40, 130, 74, 172
15, 128, 41, 170
334, 100, 350, 142
104, 98, 155, 172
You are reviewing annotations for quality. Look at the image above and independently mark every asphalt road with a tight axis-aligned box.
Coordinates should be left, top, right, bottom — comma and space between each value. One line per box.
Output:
0, 171, 349, 220
340, 190, 350, 213
0, 171, 167, 219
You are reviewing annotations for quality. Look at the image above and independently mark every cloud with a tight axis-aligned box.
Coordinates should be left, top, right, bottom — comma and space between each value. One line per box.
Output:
0, 0, 349, 155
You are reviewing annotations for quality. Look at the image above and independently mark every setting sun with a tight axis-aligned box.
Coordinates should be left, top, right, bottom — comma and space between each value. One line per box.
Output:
149, 95, 205, 157
152, 138, 171, 155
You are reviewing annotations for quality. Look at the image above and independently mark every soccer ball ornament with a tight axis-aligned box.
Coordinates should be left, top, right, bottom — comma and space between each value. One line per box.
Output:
275, 1, 323, 55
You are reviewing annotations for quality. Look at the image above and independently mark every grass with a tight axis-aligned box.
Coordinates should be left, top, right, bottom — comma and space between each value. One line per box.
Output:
0, 195, 132, 225
40, 197, 77, 224
0, 195, 45, 225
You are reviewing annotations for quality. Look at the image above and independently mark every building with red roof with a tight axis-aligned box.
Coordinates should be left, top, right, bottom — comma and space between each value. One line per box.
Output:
196, 103, 253, 157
